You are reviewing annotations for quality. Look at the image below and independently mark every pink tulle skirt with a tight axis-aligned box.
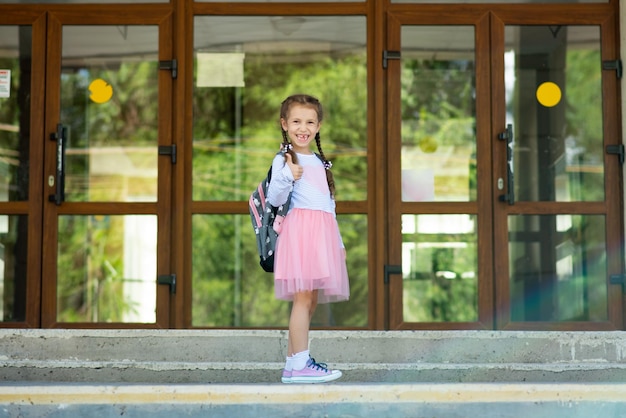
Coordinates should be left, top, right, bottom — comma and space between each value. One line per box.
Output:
274, 208, 350, 303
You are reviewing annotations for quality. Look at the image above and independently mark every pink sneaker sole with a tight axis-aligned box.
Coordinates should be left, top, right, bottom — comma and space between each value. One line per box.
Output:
281, 369, 292, 384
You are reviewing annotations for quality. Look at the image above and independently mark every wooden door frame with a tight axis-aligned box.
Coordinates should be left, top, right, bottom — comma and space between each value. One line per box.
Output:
0, 1, 620, 330
490, 6, 623, 330
0, 10, 47, 328
385, 1, 622, 331
188, 1, 373, 329
385, 7, 494, 330
40, 5, 175, 328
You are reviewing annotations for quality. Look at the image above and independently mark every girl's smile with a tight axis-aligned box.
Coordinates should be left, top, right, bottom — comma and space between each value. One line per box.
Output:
281, 104, 321, 154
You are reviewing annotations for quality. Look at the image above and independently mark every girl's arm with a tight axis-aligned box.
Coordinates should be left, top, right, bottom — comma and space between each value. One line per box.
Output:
267, 154, 294, 207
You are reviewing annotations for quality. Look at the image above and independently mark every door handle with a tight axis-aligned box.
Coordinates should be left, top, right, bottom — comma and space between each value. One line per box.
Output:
384, 265, 402, 284
48, 123, 67, 206
498, 123, 514, 205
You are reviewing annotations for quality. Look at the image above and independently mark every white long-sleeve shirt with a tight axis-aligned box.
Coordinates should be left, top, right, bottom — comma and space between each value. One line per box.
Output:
267, 152, 344, 249
267, 152, 336, 214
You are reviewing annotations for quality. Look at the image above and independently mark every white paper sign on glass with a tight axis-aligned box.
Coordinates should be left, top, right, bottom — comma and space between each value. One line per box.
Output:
0, 70, 10, 98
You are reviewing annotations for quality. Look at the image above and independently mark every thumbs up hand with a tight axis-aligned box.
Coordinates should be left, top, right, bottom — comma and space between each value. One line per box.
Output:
285, 152, 303, 181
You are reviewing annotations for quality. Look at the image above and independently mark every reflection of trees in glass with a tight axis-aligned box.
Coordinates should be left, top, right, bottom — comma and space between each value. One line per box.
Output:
402, 216, 478, 323
57, 216, 137, 322
191, 213, 368, 328
426, 246, 477, 322
192, 215, 289, 327
401, 59, 475, 146
401, 59, 477, 201
191, 53, 369, 328
399, 58, 479, 322
56, 60, 158, 321
193, 54, 368, 202
61, 62, 158, 148
563, 49, 604, 201
60, 62, 159, 202
28, 35, 611, 326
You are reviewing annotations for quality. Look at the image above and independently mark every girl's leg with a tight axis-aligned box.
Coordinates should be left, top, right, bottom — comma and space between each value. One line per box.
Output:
309, 290, 319, 321
287, 289, 342, 383
287, 290, 318, 357
288, 290, 316, 355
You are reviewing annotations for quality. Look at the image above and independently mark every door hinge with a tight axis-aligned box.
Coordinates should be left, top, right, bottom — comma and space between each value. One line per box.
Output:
383, 50, 401, 69
610, 274, 626, 294
159, 144, 177, 164
384, 265, 402, 284
602, 60, 622, 79
157, 274, 177, 294
159, 59, 178, 79
606, 144, 624, 164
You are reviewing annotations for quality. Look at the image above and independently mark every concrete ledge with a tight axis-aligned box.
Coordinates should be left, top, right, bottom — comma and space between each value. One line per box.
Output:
3, 329, 626, 363
3, 329, 626, 384
3, 359, 626, 383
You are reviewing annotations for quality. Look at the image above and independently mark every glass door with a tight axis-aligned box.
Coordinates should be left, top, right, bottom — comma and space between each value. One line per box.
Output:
190, 12, 369, 328
387, 7, 623, 330
41, 9, 174, 327
386, 11, 494, 329
492, 12, 623, 329
0, 12, 46, 327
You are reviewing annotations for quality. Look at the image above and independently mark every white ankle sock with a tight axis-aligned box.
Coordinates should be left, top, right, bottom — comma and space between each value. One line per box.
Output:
291, 350, 310, 371
284, 356, 293, 371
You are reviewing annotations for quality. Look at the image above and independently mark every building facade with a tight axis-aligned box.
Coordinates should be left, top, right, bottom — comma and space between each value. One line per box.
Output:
0, 0, 623, 331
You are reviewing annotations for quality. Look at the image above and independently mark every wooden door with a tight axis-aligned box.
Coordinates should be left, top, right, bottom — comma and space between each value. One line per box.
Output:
386, 4, 623, 330
41, 6, 175, 328
386, 9, 494, 329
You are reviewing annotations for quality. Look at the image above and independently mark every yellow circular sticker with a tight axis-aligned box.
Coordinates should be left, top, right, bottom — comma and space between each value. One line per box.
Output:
89, 79, 113, 104
536, 82, 561, 107
419, 136, 438, 153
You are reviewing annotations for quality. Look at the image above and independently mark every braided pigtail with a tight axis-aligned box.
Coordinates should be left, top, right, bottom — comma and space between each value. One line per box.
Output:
315, 132, 336, 198
281, 128, 298, 165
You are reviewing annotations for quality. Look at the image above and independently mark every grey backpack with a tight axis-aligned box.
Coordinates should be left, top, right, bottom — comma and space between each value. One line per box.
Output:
249, 155, 291, 272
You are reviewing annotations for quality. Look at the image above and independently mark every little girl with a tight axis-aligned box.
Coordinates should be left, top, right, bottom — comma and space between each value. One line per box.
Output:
267, 94, 350, 384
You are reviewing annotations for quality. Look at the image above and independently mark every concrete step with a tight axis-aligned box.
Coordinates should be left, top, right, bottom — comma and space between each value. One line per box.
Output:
1, 382, 626, 418
1, 329, 626, 384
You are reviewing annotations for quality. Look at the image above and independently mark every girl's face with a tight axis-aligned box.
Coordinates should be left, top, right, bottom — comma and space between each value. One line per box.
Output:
281, 104, 321, 154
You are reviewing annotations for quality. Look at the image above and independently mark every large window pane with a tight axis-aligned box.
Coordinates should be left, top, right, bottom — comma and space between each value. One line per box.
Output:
61, 26, 159, 203
57, 215, 157, 323
506, 26, 604, 202
401, 26, 477, 202
192, 214, 287, 328
192, 16, 367, 202
509, 215, 607, 322
402, 214, 478, 322
192, 214, 368, 328
0, 215, 27, 322
0, 25, 31, 202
